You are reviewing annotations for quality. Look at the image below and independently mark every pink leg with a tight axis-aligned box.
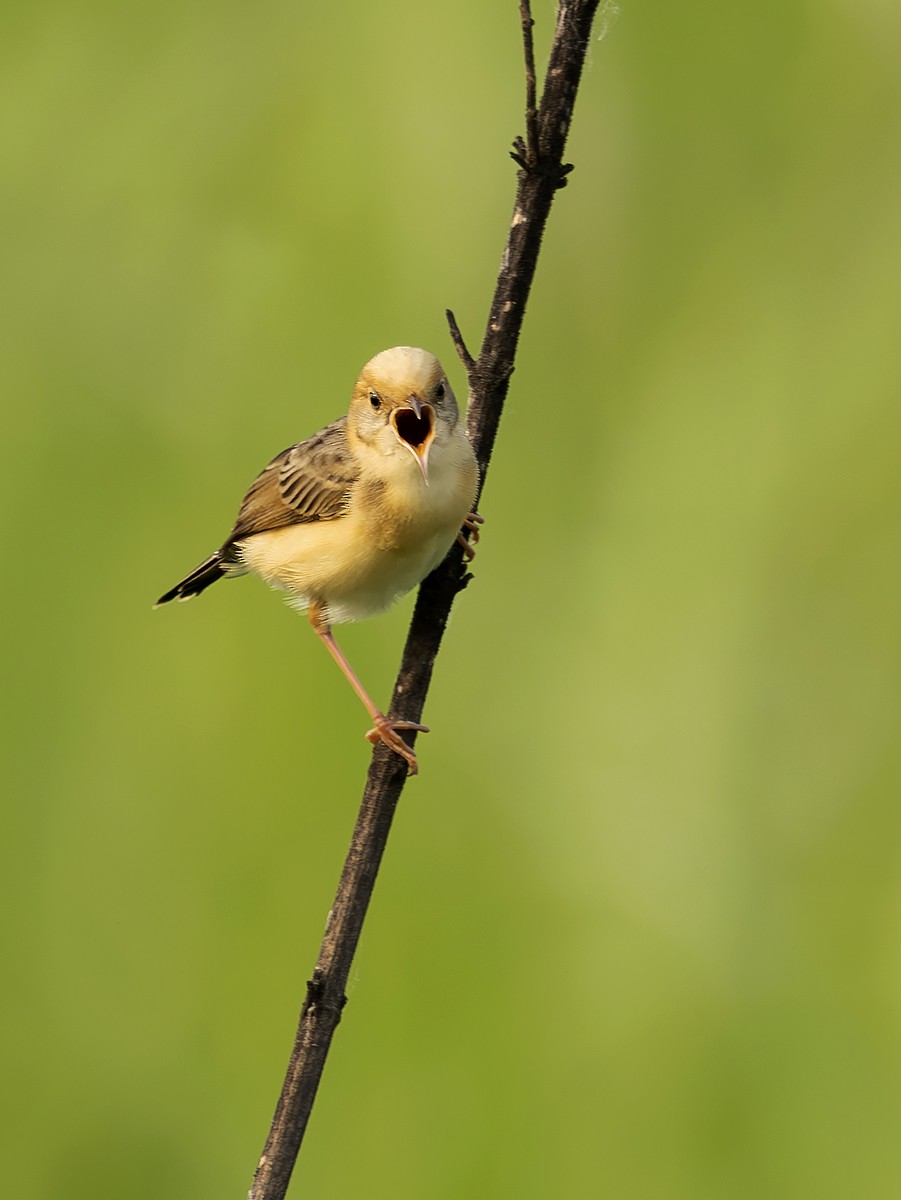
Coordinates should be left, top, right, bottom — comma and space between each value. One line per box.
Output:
309, 604, 428, 775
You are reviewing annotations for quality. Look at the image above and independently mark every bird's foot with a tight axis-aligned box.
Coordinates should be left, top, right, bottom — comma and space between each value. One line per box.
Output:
364, 714, 430, 775
456, 512, 484, 562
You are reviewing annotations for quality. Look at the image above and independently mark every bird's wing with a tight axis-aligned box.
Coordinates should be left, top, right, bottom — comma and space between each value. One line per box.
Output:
226, 417, 357, 545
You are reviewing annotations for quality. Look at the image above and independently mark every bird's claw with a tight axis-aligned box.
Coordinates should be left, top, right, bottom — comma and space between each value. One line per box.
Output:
456, 512, 484, 562
365, 715, 430, 775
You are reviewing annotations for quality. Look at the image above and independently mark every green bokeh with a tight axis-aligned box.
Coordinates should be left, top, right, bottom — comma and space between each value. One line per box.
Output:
3, 2, 901, 1196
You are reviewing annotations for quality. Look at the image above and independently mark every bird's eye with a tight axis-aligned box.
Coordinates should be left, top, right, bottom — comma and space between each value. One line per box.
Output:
435, 381, 446, 401
369, 390, 381, 410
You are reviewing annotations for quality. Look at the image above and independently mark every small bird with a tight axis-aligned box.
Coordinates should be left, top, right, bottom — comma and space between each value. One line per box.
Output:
156, 346, 481, 775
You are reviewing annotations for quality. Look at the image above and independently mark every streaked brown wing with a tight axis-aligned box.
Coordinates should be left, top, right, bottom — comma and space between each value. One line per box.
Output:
225, 417, 356, 546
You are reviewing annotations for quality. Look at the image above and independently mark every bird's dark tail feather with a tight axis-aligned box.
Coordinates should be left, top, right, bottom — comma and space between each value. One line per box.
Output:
155, 552, 228, 607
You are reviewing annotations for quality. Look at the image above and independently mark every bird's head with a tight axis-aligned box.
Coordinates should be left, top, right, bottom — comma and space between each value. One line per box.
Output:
348, 346, 461, 484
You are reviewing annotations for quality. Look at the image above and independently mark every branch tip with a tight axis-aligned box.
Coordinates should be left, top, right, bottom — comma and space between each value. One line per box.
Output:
445, 309, 476, 374
519, 0, 539, 162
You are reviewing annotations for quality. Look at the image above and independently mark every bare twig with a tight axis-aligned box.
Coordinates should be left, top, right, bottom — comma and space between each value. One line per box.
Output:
446, 307, 476, 373
520, 0, 540, 166
249, 3, 602, 1196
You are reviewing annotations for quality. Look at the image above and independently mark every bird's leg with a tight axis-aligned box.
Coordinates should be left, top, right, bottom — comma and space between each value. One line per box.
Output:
456, 511, 484, 562
308, 603, 429, 776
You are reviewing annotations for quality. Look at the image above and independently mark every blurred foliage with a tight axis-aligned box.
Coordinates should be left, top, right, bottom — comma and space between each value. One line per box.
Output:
2, 1, 901, 1196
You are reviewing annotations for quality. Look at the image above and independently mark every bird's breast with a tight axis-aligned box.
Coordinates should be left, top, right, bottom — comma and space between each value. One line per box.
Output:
238, 431, 478, 624
358, 461, 469, 550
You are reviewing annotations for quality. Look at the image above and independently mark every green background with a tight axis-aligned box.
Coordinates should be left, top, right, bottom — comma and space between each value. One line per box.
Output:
3, 2, 901, 1196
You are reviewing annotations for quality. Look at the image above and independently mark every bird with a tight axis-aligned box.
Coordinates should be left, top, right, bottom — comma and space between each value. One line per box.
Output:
156, 346, 482, 775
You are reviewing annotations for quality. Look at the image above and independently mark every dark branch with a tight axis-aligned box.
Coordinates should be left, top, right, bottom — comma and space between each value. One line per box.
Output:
249, 4, 602, 1196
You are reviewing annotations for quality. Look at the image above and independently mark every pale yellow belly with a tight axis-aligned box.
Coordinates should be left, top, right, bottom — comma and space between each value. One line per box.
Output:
237, 510, 461, 623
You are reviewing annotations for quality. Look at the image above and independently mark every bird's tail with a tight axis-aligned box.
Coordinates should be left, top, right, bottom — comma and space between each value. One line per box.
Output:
154, 552, 229, 607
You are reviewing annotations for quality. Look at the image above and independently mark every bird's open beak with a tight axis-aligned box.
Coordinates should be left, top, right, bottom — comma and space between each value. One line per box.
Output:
392, 397, 435, 483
